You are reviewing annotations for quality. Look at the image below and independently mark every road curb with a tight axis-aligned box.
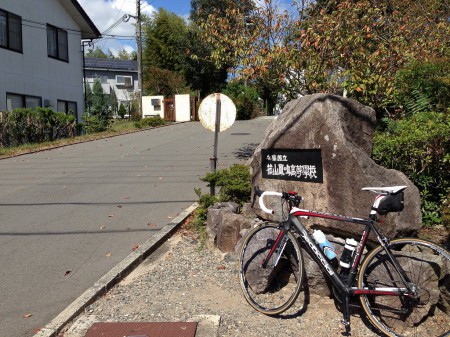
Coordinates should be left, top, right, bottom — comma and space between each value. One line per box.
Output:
34, 202, 198, 337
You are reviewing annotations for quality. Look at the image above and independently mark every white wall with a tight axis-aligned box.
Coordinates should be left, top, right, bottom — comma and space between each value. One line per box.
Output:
0, 0, 85, 121
175, 94, 191, 122
142, 96, 164, 118
142, 94, 192, 121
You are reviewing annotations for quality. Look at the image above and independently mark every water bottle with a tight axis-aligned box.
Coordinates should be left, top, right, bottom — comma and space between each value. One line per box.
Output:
339, 238, 358, 269
312, 230, 338, 265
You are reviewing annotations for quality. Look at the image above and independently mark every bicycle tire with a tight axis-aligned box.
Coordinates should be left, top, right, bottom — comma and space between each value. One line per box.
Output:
238, 223, 304, 315
358, 237, 450, 337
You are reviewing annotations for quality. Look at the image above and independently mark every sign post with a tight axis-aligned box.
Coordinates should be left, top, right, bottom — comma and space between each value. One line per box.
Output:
210, 94, 221, 195
198, 93, 236, 196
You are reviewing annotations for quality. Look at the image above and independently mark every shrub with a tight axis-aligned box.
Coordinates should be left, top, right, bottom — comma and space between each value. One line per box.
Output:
0, 108, 75, 147
372, 112, 450, 227
118, 103, 127, 119
134, 116, 167, 129
393, 60, 450, 116
200, 164, 252, 205
82, 113, 109, 134
190, 164, 252, 244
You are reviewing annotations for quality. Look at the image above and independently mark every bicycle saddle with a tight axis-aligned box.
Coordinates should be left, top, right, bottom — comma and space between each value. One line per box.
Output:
361, 186, 407, 195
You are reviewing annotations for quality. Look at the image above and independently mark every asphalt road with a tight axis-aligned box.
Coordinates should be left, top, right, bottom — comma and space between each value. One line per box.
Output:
0, 119, 273, 337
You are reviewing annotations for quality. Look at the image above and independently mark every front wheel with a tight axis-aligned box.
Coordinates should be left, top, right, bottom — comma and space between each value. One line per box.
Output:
358, 238, 450, 337
238, 223, 304, 315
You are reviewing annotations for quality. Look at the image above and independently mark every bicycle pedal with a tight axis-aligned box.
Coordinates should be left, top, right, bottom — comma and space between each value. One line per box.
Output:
340, 319, 350, 327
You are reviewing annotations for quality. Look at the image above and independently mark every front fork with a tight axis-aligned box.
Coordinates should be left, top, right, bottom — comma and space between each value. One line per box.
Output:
261, 221, 291, 269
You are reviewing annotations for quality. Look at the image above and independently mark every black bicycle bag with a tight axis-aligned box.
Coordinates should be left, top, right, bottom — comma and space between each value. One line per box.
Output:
376, 192, 404, 215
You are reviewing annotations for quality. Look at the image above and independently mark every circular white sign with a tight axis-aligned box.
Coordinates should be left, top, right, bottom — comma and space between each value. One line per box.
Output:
198, 93, 236, 132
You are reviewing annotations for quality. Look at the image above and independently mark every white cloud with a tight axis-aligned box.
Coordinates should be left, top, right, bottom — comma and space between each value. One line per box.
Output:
79, 0, 156, 55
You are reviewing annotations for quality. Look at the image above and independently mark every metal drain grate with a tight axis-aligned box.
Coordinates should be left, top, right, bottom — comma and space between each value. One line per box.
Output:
84, 322, 197, 337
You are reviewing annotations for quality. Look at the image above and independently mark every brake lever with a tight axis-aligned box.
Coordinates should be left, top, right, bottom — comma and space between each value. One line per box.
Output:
252, 185, 263, 207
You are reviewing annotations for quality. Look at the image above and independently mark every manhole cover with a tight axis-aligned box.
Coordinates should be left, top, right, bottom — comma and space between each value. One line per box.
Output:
84, 322, 197, 337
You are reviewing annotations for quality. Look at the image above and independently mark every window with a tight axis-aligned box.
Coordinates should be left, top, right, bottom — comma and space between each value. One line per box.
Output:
57, 100, 77, 116
6, 93, 41, 110
116, 75, 133, 87
0, 9, 22, 52
47, 24, 68, 61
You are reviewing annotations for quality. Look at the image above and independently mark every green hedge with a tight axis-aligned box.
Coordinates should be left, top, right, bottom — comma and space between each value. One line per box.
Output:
134, 116, 167, 129
0, 108, 76, 147
372, 112, 450, 227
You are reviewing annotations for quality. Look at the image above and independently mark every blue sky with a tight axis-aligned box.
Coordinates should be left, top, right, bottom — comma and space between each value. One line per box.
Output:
78, 0, 192, 55
150, 0, 191, 17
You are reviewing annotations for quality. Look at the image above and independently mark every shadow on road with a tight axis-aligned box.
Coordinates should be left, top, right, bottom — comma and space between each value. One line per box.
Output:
233, 143, 259, 159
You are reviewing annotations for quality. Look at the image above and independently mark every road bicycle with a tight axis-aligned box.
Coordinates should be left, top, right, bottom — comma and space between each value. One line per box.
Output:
238, 185, 450, 337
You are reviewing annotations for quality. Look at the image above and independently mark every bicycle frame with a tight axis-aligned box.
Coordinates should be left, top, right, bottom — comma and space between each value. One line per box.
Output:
260, 206, 415, 330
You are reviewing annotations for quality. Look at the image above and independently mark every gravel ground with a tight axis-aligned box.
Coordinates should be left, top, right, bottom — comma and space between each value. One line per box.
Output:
62, 225, 383, 337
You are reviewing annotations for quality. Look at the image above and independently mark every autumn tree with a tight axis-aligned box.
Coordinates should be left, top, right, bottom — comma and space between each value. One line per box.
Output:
145, 66, 189, 96
188, 0, 250, 96
296, 0, 450, 113
200, 0, 449, 114
197, 0, 301, 113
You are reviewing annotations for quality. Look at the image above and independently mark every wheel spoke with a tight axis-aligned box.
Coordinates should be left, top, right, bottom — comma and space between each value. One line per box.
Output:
358, 238, 450, 337
239, 224, 303, 315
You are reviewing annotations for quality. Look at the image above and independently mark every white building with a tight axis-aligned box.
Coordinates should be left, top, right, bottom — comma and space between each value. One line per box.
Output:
0, 0, 100, 121
84, 57, 138, 114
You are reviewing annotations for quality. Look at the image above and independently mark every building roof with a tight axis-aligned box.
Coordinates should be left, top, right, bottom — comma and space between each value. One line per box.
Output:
59, 0, 101, 40
84, 57, 138, 72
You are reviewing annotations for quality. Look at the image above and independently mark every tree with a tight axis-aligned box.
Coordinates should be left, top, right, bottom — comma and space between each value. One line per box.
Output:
143, 9, 190, 95
223, 81, 260, 120
197, 0, 293, 113
198, 0, 450, 114
142, 8, 229, 97
145, 66, 189, 96
183, 25, 228, 97
117, 49, 137, 60
189, 0, 256, 98
83, 78, 111, 133
85, 46, 108, 58
294, 0, 450, 113
191, 0, 254, 25
110, 89, 118, 117
118, 103, 127, 119
143, 9, 188, 72
91, 78, 111, 118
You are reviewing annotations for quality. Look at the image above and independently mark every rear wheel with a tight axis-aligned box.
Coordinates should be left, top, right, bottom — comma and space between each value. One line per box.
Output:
358, 238, 450, 337
238, 223, 303, 315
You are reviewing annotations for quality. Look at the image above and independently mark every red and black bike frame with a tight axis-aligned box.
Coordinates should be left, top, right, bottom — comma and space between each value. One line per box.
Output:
290, 208, 413, 295
260, 206, 413, 328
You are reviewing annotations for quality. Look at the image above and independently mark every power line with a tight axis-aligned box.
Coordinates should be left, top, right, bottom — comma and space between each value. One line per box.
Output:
22, 18, 82, 36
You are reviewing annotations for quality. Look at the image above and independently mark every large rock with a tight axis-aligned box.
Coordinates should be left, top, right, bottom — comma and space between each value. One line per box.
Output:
250, 94, 422, 239
207, 202, 252, 252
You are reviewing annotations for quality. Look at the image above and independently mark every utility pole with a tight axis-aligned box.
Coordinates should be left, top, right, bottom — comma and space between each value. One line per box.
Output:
136, 0, 143, 117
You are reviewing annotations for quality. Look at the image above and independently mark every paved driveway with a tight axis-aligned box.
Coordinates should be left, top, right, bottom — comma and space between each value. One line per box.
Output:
0, 119, 272, 337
